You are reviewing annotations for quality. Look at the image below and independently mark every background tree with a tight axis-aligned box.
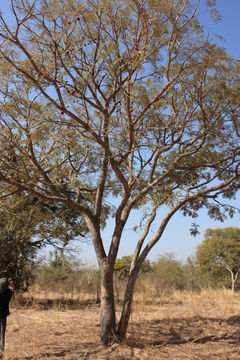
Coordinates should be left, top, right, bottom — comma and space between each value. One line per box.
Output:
151, 253, 185, 290
196, 228, 240, 291
37, 250, 80, 295
0, 194, 88, 291
114, 255, 151, 280
0, 197, 37, 291
182, 256, 201, 290
0, 0, 240, 345
36, 251, 101, 300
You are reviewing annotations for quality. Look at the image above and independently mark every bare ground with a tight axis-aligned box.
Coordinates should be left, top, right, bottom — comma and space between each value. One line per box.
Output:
3, 290, 240, 359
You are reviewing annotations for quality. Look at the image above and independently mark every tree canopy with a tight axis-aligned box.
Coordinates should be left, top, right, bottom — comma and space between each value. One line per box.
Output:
152, 253, 185, 290
0, 193, 88, 290
114, 255, 151, 280
0, 0, 239, 345
196, 228, 240, 291
0, 196, 38, 291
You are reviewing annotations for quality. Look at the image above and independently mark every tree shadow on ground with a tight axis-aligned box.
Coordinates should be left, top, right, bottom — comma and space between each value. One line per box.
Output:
11, 315, 240, 359
15, 296, 100, 310
13, 343, 103, 360
127, 315, 240, 348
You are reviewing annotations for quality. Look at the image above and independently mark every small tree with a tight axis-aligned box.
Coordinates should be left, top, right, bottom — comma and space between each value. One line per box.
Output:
196, 228, 240, 291
0, 0, 240, 345
114, 255, 151, 280
37, 250, 79, 294
182, 257, 200, 290
152, 253, 185, 290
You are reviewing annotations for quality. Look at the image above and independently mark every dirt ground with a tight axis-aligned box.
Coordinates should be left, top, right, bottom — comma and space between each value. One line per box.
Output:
3, 290, 240, 359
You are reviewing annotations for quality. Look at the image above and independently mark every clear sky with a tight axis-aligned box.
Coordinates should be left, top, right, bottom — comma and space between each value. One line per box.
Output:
0, 1, 239, 265
199, 0, 240, 59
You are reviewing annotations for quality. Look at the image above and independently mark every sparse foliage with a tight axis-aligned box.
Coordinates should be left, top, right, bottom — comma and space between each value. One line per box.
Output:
35, 251, 101, 300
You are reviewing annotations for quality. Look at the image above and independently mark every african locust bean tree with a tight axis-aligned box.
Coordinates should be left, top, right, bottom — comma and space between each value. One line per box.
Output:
0, 0, 240, 345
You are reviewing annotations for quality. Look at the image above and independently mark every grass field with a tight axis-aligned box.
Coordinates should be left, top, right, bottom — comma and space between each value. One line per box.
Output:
3, 289, 240, 359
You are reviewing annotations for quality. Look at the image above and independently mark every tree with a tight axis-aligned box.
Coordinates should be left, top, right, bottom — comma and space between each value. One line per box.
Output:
114, 255, 151, 280
0, 0, 239, 345
182, 256, 200, 290
0, 196, 38, 291
196, 228, 240, 291
37, 250, 79, 293
152, 253, 185, 290
0, 194, 88, 291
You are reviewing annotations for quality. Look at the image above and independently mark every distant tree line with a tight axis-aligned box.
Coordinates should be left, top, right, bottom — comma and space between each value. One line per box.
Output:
31, 227, 240, 301
0, 193, 239, 293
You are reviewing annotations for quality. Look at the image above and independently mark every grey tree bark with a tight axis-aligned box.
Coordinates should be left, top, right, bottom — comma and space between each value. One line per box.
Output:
117, 269, 139, 340
99, 261, 117, 345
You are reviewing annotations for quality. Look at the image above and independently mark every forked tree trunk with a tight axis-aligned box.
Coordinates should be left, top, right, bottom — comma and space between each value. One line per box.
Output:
100, 264, 116, 346
117, 271, 138, 340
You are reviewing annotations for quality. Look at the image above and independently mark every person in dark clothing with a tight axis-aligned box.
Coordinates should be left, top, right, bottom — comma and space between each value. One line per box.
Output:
0, 278, 13, 355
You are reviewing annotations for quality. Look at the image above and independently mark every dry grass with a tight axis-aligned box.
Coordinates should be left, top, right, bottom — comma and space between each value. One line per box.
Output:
3, 289, 240, 359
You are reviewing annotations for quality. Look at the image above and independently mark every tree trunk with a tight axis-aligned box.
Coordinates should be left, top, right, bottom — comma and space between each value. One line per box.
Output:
117, 271, 138, 340
100, 263, 116, 346
231, 271, 238, 292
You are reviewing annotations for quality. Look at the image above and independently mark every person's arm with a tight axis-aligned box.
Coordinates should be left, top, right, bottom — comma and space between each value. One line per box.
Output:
8, 278, 14, 293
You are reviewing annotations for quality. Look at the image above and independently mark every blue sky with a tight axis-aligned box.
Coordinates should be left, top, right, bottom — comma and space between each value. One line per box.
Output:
199, 0, 240, 59
0, 1, 239, 265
